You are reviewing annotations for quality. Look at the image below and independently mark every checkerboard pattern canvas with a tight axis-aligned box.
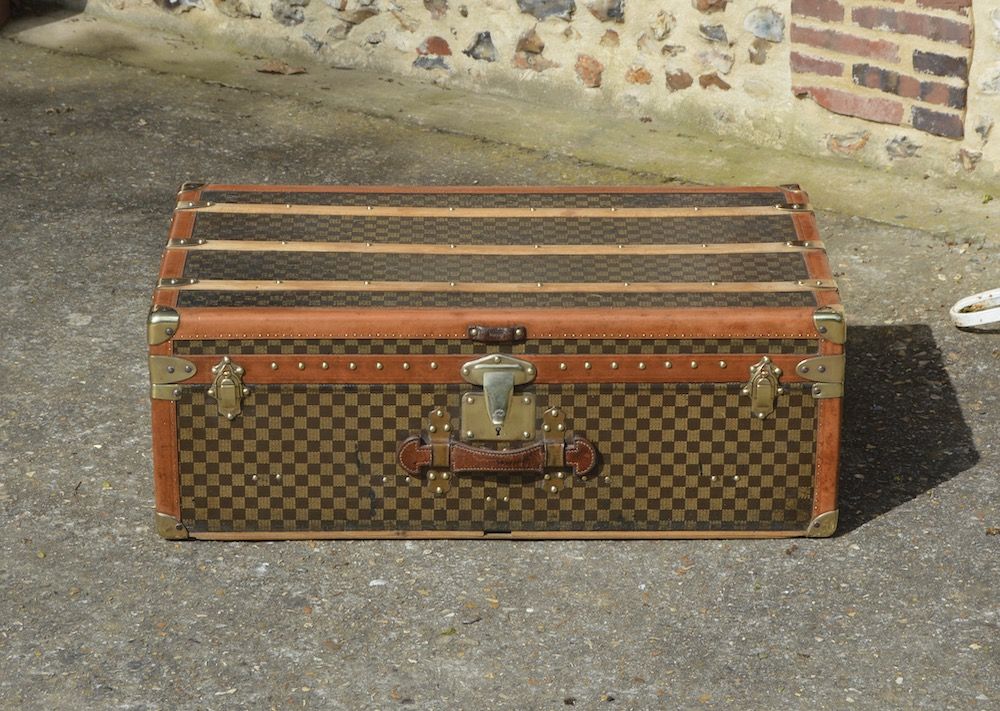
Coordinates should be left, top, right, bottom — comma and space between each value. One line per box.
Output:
177, 383, 817, 534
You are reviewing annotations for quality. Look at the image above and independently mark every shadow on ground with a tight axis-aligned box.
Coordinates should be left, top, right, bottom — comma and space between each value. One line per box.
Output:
838, 324, 978, 533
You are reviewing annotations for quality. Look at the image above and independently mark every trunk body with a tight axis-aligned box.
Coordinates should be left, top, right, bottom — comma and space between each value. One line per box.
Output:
149, 184, 844, 540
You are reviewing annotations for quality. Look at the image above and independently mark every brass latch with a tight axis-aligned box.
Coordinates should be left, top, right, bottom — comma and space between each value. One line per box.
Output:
743, 356, 784, 419
460, 354, 536, 441
208, 356, 249, 420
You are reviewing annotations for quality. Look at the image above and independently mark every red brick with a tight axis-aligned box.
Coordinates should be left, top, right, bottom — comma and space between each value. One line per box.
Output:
791, 51, 844, 77
914, 0, 970, 16
794, 85, 904, 124
790, 24, 899, 62
912, 50, 968, 80
851, 7, 971, 48
791, 0, 844, 23
911, 106, 963, 138
852, 63, 967, 108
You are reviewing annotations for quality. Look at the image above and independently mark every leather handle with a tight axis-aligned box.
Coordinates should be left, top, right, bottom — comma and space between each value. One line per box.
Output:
467, 325, 527, 344
398, 435, 598, 477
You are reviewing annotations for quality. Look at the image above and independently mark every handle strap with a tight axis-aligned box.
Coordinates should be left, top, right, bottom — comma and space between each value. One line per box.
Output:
398, 435, 597, 477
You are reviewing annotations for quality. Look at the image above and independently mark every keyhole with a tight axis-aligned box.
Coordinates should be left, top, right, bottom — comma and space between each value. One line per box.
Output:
495, 426, 502, 436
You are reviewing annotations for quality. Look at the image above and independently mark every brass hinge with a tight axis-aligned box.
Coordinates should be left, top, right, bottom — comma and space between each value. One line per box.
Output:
168, 238, 207, 247
796, 355, 844, 399
147, 307, 179, 345
795, 355, 844, 383
149, 356, 197, 384
814, 305, 846, 344
208, 356, 250, 420
155, 512, 190, 540
150, 384, 183, 401
775, 202, 813, 212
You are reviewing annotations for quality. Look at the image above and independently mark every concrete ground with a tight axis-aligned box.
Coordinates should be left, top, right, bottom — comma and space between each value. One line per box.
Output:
1, 14, 998, 711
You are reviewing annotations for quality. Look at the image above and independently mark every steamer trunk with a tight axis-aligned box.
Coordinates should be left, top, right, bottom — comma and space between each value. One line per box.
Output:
149, 184, 844, 539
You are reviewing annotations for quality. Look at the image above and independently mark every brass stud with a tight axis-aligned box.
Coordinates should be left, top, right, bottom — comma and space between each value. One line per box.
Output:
381, 476, 388, 484
429, 425, 437, 434
435, 409, 444, 417
321, 362, 329, 369
274, 473, 281, 480
441, 473, 449, 480
430, 362, 438, 370
270, 362, 279, 370
604, 476, 611, 484
711, 281, 717, 286
404, 476, 411, 483
466, 397, 474, 404
584, 362, 592, 370
611, 362, 619, 370
435, 486, 443, 494
522, 396, 531, 404
348, 362, 357, 370
549, 485, 558, 493
492, 356, 501, 363
526, 367, 535, 375
503, 496, 509, 503
690, 361, 698, 369
536, 282, 543, 288
719, 360, 727, 368
207, 388, 216, 397
638, 362, 646, 370
469, 328, 478, 337
559, 363, 567, 370
486, 496, 493, 502
522, 431, 530, 439
242, 387, 250, 396
462, 367, 470, 375
376, 362, 384, 370
443, 424, 451, 432
557, 424, 565, 432
543, 424, 551, 432
251, 475, 258, 482
466, 430, 474, 438
166, 366, 176, 374
428, 471, 436, 480
664, 361, 673, 369
544, 474, 551, 480
514, 328, 524, 338
449, 282, 456, 287
297, 362, 305, 370
402, 362, 410, 370
557, 472, 564, 479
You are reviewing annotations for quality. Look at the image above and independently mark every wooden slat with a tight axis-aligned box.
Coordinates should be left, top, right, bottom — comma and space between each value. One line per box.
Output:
159, 279, 837, 293
169, 239, 825, 256
178, 203, 803, 218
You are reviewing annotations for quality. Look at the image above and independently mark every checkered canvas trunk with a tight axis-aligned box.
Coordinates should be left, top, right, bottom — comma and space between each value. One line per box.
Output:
150, 185, 844, 539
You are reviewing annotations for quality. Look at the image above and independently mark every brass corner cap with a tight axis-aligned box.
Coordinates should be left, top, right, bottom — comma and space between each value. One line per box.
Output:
177, 181, 206, 194
155, 512, 190, 540
814, 305, 846, 344
805, 509, 838, 538
148, 307, 180, 346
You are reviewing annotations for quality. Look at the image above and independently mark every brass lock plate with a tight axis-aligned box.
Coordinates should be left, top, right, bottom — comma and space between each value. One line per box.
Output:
459, 354, 537, 442
461, 392, 536, 442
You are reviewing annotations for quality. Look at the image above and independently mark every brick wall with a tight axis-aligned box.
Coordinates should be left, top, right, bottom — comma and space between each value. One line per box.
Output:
791, 0, 972, 138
